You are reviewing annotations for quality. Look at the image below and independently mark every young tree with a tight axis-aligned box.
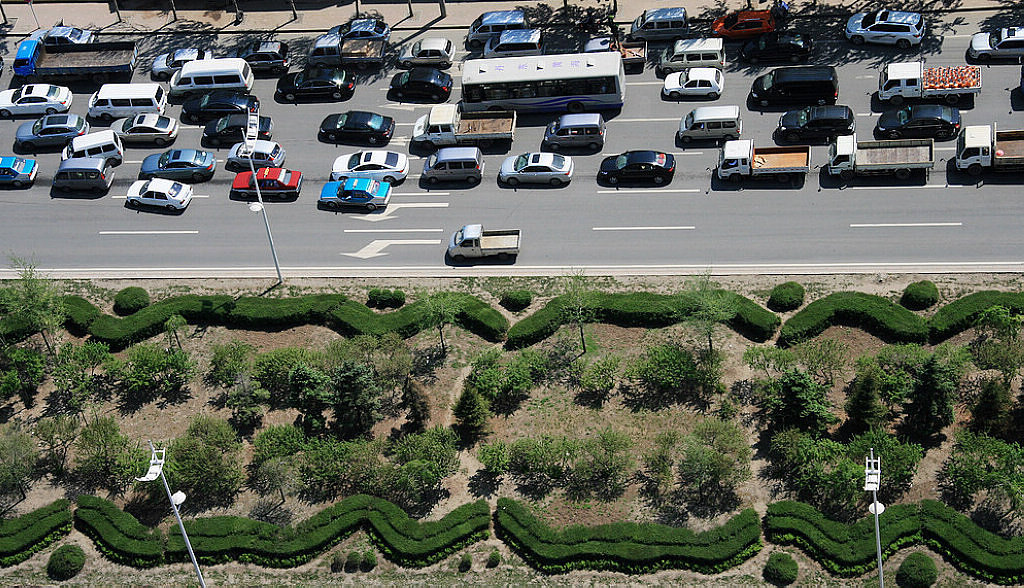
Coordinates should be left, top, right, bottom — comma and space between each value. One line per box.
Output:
743, 346, 796, 381
558, 270, 597, 354
51, 342, 111, 415
971, 305, 1024, 386
251, 456, 298, 506
421, 292, 461, 354
104, 343, 196, 406
2, 257, 65, 355
0, 346, 46, 406
0, 423, 38, 511
940, 431, 1024, 519
164, 415, 244, 510
971, 377, 1013, 438
252, 424, 305, 466
164, 314, 187, 351
453, 388, 490, 440
73, 415, 144, 497
676, 418, 752, 503
844, 363, 890, 433
207, 340, 255, 388
792, 338, 849, 387
329, 361, 383, 439
568, 428, 634, 500
762, 369, 838, 436
287, 362, 333, 435
34, 415, 80, 476
642, 431, 681, 498
682, 271, 736, 358
401, 380, 431, 432
902, 355, 957, 441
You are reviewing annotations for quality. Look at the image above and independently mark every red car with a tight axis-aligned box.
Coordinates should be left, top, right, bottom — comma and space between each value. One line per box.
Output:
231, 167, 303, 199
712, 10, 776, 40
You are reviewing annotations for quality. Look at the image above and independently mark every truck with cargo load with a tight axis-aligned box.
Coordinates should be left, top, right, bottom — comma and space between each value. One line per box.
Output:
955, 124, 1024, 176
307, 32, 386, 70
826, 136, 934, 180
12, 39, 137, 83
877, 61, 981, 105
448, 224, 520, 261
584, 36, 647, 72
717, 139, 810, 184
412, 104, 516, 148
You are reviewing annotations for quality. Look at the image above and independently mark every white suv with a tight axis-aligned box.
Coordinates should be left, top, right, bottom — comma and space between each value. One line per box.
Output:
969, 27, 1024, 61
846, 10, 924, 49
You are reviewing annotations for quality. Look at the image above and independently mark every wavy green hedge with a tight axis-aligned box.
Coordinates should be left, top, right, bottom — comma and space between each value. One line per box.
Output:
494, 498, 761, 574
73, 495, 164, 568
778, 292, 929, 347
330, 294, 507, 342
928, 291, 1024, 343
0, 500, 72, 567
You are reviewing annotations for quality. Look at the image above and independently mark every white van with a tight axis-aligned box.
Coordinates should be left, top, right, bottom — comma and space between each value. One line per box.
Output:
628, 7, 689, 42
483, 29, 543, 58
169, 58, 254, 98
658, 38, 725, 76
61, 130, 124, 166
88, 84, 167, 121
677, 105, 741, 143
467, 10, 528, 49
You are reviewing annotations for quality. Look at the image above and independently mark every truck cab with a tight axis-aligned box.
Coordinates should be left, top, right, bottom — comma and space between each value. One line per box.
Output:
12, 40, 42, 78
449, 224, 487, 257
413, 104, 457, 143
955, 125, 992, 173
878, 62, 922, 101
717, 139, 751, 179
826, 135, 856, 175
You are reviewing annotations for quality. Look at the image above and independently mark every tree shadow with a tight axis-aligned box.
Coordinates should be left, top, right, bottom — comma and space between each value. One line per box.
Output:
468, 470, 501, 499
411, 345, 444, 384
123, 492, 167, 528
249, 497, 293, 526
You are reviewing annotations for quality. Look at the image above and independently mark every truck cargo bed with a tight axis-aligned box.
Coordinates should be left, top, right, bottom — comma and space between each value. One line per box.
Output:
856, 139, 933, 166
752, 147, 810, 170
34, 41, 136, 73
994, 131, 1024, 161
480, 232, 520, 249
619, 41, 646, 64
457, 111, 515, 136
922, 66, 981, 91
340, 39, 385, 60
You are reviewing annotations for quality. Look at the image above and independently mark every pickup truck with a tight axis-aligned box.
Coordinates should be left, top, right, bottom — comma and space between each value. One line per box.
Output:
307, 32, 386, 70
877, 61, 982, 106
412, 104, 516, 148
955, 124, 1024, 176
584, 36, 646, 72
827, 136, 934, 180
448, 224, 520, 261
717, 139, 810, 184
12, 39, 137, 83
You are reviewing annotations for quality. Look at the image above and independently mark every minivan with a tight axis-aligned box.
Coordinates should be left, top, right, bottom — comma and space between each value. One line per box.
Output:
52, 157, 115, 193
467, 10, 528, 49
421, 147, 485, 185
750, 66, 840, 107
88, 84, 166, 121
628, 8, 689, 42
484, 29, 543, 58
169, 58, 254, 98
543, 113, 606, 151
61, 130, 124, 166
677, 105, 742, 143
658, 38, 725, 76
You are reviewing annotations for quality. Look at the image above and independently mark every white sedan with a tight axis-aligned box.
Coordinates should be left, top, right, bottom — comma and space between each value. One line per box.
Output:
126, 178, 193, 211
111, 114, 179, 145
331, 150, 409, 183
0, 84, 72, 118
498, 152, 574, 187
151, 48, 211, 81
662, 68, 723, 100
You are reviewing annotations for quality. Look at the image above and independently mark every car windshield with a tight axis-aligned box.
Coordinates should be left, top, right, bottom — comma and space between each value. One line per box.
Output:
797, 110, 809, 125
270, 145, 281, 158
32, 119, 43, 134
757, 36, 768, 49
10, 89, 22, 101
11, 159, 26, 172
293, 72, 305, 85
335, 114, 348, 128
990, 31, 1002, 46
367, 114, 384, 130
46, 86, 60, 98
278, 171, 292, 184
861, 11, 880, 28
397, 73, 409, 86
215, 117, 230, 132
761, 72, 774, 89
614, 154, 629, 169
551, 154, 566, 168
347, 153, 361, 168
167, 183, 182, 199
199, 94, 212, 108
896, 109, 909, 124
155, 118, 170, 129
159, 151, 173, 166
724, 14, 738, 27
513, 154, 530, 171
410, 41, 422, 54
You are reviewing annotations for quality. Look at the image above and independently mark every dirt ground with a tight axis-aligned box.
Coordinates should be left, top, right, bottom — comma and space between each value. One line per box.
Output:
0, 272, 1020, 587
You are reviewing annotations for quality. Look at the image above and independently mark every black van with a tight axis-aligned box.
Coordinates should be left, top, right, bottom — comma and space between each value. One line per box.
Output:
749, 66, 839, 107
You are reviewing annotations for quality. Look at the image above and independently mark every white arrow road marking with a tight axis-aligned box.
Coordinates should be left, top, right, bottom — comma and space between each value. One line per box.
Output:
356, 202, 448, 222
849, 222, 962, 228
342, 239, 441, 259
99, 230, 199, 235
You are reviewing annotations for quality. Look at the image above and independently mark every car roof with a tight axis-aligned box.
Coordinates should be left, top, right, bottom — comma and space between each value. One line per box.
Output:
686, 67, 721, 81
876, 10, 921, 24
643, 7, 688, 20
146, 178, 178, 191
909, 104, 946, 118
255, 167, 286, 181
774, 66, 837, 82
0, 156, 20, 168
131, 113, 165, 126
349, 18, 387, 32
479, 10, 526, 25
347, 110, 378, 124
497, 29, 541, 44
167, 149, 201, 161
359, 150, 400, 164
41, 114, 74, 125
22, 84, 56, 97
436, 146, 481, 160
302, 67, 341, 79
408, 67, 446, 82
15, 40, 40, 60
57, 157, 106, 172
808, 105, 852, 119
172, 48, 202, 60
253, 41, 284, 53
727, 10, 771, 19
418, 37, 451, 51
344, 177, 375, 190
1002, 27, 1024, 39
623, 150, 667, 164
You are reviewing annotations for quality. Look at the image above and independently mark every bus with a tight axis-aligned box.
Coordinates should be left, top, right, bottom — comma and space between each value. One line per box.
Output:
460, 52, 625, 114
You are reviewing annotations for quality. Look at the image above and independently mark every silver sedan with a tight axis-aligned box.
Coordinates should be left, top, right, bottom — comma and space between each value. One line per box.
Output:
498, 152, 574, 187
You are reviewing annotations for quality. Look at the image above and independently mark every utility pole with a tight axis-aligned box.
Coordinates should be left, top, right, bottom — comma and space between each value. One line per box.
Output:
864, 449, 885, 588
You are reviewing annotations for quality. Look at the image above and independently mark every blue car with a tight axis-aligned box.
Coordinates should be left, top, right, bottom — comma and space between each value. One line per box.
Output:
0, 156, 38, 187
140, 149, 216, 182
319, 177, 391, 211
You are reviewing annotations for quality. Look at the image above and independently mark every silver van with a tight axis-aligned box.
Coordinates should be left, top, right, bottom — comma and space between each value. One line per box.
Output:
467, 10, 527, 49
52, 157, 115, 193
677, 105, 741, 143
422, 147, 484, 185
543, 113, 606, 151
62, 130, 124, 166
657, 38, 725, 76
484, 29, 543, 58
628, 8, 689, 42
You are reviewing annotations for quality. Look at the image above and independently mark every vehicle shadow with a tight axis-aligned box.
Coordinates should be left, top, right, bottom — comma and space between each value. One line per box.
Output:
124, 203, 187, 215
49, 188, 108, 200
415, 178, 480, 191
445, 253, 517, 267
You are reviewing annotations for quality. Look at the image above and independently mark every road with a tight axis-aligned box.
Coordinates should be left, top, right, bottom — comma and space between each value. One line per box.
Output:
1, 10, 1023, 278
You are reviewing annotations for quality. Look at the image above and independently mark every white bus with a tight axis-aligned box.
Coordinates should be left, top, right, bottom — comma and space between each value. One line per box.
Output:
460, 52, 625, 114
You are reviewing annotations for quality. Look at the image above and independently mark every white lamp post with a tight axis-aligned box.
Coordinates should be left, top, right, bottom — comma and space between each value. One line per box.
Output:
244, 104, 283, 285
137, 441, 206, 588
864, 448, 884, 588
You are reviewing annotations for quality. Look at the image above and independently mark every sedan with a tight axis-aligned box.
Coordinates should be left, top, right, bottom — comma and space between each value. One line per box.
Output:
203, 113, 272, 146
662, 68, 723, 100
140, 149, 216, 182
151, 48, 211, 81
15, 114, 88, 150
0, 84, 72, 118
181, 91, 259, 124
319, 177, 391, 211
846, 9, 924, 49
231, 167, 302, 199
598, 150, 676, 185
398, 37, 455, 69
331, 150, 409, 183
276, 67, 354, 102
498, 152, 574, 187
235, 41, 289, 74
969, 27, 1024, 61
389, 68, 452, 102
712, 10, 775, 41
319, 111, 395, 145
874, 105, 961, 140
777, 105, 855, 142
0, 157, 38, 187
126, 178, 193, 211
112, 114, 179, 146
226, 140, 286, 172
740, 32, 813, 64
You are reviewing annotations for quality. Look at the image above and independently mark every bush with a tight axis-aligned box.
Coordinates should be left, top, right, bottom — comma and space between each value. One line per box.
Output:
361, 549, 377, 571
897, 552, 938, 588
487, 549, 501, 568
345, 550, 360, 572
74, 495, 163, 568
331, 293, 507, 343
459, 552, 472, 572
763, 552, 798, 585
63, 295, 101, 334
207, 340, 255, 388
0, 500, 72, 567
768, 282, 805, 312
500, 290, 533, 312
928, 291, 1024, 343
112, 287, 150, 316
368, 289, 406, 309
330, 551, 346, 572
901, 281, 940, 310
47, 544, 85, 581
778, 292, 929, 347
253, 424, 305, 466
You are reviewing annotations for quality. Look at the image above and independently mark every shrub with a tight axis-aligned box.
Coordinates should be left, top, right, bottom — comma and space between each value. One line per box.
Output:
779, 292, 928, 347
361, 549, 377, 571
63, 295, 101, 334
330, 551, 346, 572
208, 340, 255, 388
112, 287, 150, 316
897, 552, 937, 588
345, 550, 360, 572
74, 495, 163, 568
929, 291, 1024, 343
0, 500, 72, 567
253, 424, 305, 466
763, 552, 798, 585
368, 289, 406, 309
500, 290, 533, 312
487, 549, 501, 568
768, 282, 805, 312
459, 552, 472, 572
47, 544, 85, 581
901, 281, 939, 310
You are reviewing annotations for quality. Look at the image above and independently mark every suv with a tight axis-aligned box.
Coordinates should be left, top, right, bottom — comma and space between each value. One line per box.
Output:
777, 105, 855, 142
846, 10, 924, 49
234, 41, 289, 74
331, 18, 391, 43
712, 10, 775, 41
969, 27, 1024, 61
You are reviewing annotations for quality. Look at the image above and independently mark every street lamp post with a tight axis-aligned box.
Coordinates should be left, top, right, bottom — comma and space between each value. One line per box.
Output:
245, 104, 283, 284
864, 448, 885, 588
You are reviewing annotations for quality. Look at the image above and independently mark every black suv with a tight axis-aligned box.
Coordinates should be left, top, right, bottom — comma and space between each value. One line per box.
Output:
777, 105, 855, 142
276, 67, 354, 102
235, 41, 289, 74
318, 110, 395, 145
598, 150, 676, 185
181, 91, 259, 124
740, 32, 813, 64
389, 67, 453, 102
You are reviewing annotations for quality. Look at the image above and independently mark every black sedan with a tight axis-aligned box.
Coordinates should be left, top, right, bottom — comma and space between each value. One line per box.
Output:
276, 67, 354, 102
598, 150, 676, 185
389, 67, 452, 102
318, 111, 395, 145
874, 105, 961, 140
740, 32, 813, 64
234, 40, 289, 74
182, 91, 259, 124
203, 113, 273, 146
777, 105, 855, 142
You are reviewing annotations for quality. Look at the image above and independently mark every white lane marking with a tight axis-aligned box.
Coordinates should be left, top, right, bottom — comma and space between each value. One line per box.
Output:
669, 151, 704, 156
99, 230, 199, 235
856, 113, 875, 117
934, 147, 956, 152
123, 160, 145, 164
855, 75, 875, 79
111, 195, 210, 199
944, 35, 973, 39
391, 192, 448, 196
849, 222, 962, 228
626, 81, 667, 86
343, 228, 444, 233
593, 226, 695, 231
395, 122, 417, 126
342, 239, 441, 258
845, 185, 965, 191
597, 189, 699, 194
609, 117, 680, 123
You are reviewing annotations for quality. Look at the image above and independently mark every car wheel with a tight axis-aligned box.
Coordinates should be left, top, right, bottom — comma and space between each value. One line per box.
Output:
669, 91, 681, 100
366, 203, 377, 211
748, 56, 759, 65
128, 198, 140, 207
45, 107, 57, 115
975, 53, 990, 62
188, 114, 202, 124
466, 176, 478, 186
889, 95, 905, 106
368, 136, 379, 145
706, 92, 719, 100
469, 39, 482, 49
839, 169, 855, 181
587, 142, 600, 151
192, 172, 204, 182
547, 143, 559, 152
166, 204, 177, 211
505, 177, 519, 187
154, 138, 167, 146
327, 132, 337, 141
331, 91, 342, 100
209, 137, 220, 146
395, 90, 404, 98
785, 132, 800, 143
895, 168, 912, 180
567, 102, 585, 113
789, 54, 801, 63
0, 110, 11, 119
550, 178, 564, 187
937, 130, 952, 139
156, 72, 170, 81
327, 201, 340, 210
100, 113, 113, 122
430, 94, 441, 102
759, 99, 769, 107
888, 130, 901, 139
967, 163, 983, 176
896, 39, 911, 50
453, 254, 466, 262
11, 180, 23, 188
607, 176, 618, 185
944, 94, 961, 105
383, 175, 396, 184
428, 176, 440, 185
20, 142, 34, 151
851, 35, 865, 45
681, 135, 692, 144
653, 175, 665, 185
285, 93, 296, 101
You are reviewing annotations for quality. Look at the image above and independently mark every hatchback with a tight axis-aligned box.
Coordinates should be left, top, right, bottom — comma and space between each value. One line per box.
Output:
331, 150, 409, 183
140, 149, 216, 182
846, 10, 924, 48
969, 27, 1024, 61
276, 67, 353, 102
112, 114, 179, 146
319, 111, 395, 145
498, 152, 574, 187
226, 140, 286, 171
598, 150, 676, 185
777, 105, 855, 142
203, 113, 272, 146
0, 157, 38, 187
712, 10, 775, 40
126, 178, 193, 211
740, 33, 813, 64
663, 68, 723, 100
235, 41, 289, 74
16, 113, 88, 150
152, 48, 210, 81
398, 38, 455, 69
181, 91, 259, 124
390, 68, 453, 102
874, 105, 960, 140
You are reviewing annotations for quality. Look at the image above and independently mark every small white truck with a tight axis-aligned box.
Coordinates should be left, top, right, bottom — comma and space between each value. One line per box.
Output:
955, 124, 1024, 176
448, 224, 520, 261
412, 104, 516, 148
826, 136, 935, 180
718, 140, 810, 184
877, 61, 982, 106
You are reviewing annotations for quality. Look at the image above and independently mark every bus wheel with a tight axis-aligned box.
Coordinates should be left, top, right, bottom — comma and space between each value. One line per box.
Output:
567, 102, 584, 113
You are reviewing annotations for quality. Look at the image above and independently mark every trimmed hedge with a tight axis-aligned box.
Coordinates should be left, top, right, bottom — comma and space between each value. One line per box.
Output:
778, 292, 928, 347
928, 291, 1024, 343
87, 294, 236, 350
330, 293, 507, 342
897, 552, 937, 588
764, 551, 798, 585
113, 287, 150, 316
768, 282, 805, 313
500, 290, 533, 312
367, 288, 405, 309
47, 544, 85, 581
63, 295, 101, 335
493, 498, 761, 574
900, 281, 939, 311
0, 500, 72, 567
73, 496, 164, 568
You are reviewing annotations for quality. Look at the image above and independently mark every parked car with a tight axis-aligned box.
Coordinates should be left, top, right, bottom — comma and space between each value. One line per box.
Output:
712, 10, 775, 40
0, 84, 72, 118
777, 105, 855, 142
331, 150, 409, 183
319, 177, 391, 211
598, 150, 676, 185
846, 9, 924, 48
874, 104, 961, 140
330, 18, 391, 43
225, 140, 286, 171
111, 114, 179, 145
0, 156, 38, 187
662, 68, 723, 100
276, 67, 353, 102
389, 67, 453, 102
740, 32, 813, 63
15, 113, 88, 150
30, 26, 94, 47
398, 37, 455, 68
231, 166, 303, 199
234, 41, 289, 74
319, 111, 395, 145
181, 91, 259, 124
203, 113, 272, 146
498, 152, 574, 187
151, 48, 211, 81
140, 148, 216, 181
126, 178, 193, 211
968, 27, 1024, 61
